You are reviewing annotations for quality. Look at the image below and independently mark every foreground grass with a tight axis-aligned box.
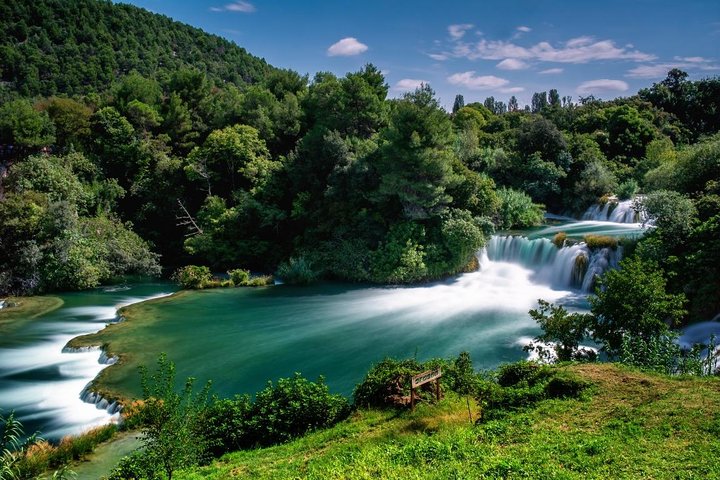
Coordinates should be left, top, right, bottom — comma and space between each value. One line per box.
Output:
0, 296, 63, 333
177, 363, 720, 480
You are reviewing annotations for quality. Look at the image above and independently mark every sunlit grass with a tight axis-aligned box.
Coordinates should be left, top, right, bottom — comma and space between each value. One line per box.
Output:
176, 363, 720, 479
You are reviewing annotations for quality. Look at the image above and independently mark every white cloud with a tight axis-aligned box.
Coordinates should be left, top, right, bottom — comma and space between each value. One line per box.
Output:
394, 79, 427, 91
428, 53, 449, 61
447, 72, 509, 90
449, 24, 474, 40
517, 26, 532, 33
539, 68, 564, 74
496, 58, 529, 70
577, 79, 629, 95
210, 1, 255, 13
499, 87, 525, 94
327, 37, 368, 57
627, 58, 720, 78
447, 36, 655, 64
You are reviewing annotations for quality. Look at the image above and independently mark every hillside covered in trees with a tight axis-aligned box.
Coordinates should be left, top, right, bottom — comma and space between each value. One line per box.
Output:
0, 0, 718, 323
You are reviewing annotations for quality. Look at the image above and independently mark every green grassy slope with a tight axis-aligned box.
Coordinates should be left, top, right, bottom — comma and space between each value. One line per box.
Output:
177, 363, 720, 479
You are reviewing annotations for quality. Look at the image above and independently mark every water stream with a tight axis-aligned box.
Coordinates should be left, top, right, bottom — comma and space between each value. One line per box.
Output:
3, 218, 711, 442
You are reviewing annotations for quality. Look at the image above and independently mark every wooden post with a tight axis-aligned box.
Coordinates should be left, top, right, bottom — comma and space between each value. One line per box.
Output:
410, 385, 415, 411
435, 379, 441, 402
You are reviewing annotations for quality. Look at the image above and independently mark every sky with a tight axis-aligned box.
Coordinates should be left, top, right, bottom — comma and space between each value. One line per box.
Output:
122, 0, 720, 109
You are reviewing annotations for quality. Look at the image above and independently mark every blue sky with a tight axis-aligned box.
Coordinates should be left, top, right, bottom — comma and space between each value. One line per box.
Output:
123, 0, 719, 109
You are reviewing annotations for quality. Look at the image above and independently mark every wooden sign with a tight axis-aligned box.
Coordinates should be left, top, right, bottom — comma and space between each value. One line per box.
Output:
411, 368, 442, 388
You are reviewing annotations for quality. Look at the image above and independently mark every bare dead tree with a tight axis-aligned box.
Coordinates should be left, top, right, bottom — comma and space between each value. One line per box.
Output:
176, 199, 203, 237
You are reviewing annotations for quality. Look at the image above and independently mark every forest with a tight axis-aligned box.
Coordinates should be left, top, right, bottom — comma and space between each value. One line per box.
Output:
1, 0, 719, 326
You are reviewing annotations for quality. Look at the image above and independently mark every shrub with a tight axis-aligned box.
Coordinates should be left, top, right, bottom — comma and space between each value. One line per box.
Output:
228, 268, 250, 285
353, 357, 423, 408
616, 179, 638, 200
551, 232, 567, 248
171, 265, 212, 289
476, 361, 591, 421
199, 395, 253, 457
275, 256, 319, 285
583, 234, 618, 250
245, 275, 274, 286
496, 187, 545, 230
108, 451, 159, 480
249, 374, 350, 446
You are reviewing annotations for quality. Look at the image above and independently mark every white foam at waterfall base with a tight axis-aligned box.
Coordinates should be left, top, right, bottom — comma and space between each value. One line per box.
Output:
356, 251, 572, 323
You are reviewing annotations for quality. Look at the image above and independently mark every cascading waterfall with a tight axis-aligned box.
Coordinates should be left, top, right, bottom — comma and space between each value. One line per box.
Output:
582, 197, 646, 224
485, 235, 622, 292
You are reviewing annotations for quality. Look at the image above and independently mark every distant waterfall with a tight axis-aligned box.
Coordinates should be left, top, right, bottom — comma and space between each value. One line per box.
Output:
485, 235, 622, 292
582, 198, 646, 224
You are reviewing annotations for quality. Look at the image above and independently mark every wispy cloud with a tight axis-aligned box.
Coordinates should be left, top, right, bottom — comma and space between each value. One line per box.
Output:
539, 68, 564, 75
394, 79, 428, 91
210, 1, 255, 13
428, 53, 449, 61
448, 24, 474, 40
327, 37, 368, 57
517, 26, 532, 33
499, 86, 525, 94
627, 57, 720, 78
447, 72, 509, 90
496, 58, 529, 70
433, 34, 655, 65
577, 79, 629, 95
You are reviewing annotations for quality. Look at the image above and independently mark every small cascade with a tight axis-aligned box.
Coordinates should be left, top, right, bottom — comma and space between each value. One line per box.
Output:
582, 197, 646, 223
486, 235, 622, 292
79, 385, 122, 415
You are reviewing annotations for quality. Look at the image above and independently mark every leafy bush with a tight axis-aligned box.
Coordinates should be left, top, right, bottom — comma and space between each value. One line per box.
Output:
476, 361, 591, 421
249, 374, 350, 446
171, 265, 212, 289
496, 188, 544, 230
228, 268, 250, 285
353, 357, 424, 408
616, 179, 638, 200
275, 256, 319, 285
108, 450, 159, 480
584, 234, 618, 250
198, 395, 254, 457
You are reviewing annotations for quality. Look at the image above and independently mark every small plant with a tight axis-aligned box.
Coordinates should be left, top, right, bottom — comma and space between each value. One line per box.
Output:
551, 232, 567, 248
171, 265, 212, 289
276, 256, 318, 285
616, 179, 638, 200
583, 234, 618, 250
228, 268, 250, 286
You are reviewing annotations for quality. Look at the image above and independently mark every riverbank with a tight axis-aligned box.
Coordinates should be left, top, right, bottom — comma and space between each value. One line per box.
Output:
0, 296, 63, 333
175, 363, 720, 479
64, 290, 186, 406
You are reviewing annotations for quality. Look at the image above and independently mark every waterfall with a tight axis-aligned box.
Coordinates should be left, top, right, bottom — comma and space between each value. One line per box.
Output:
485, 235, 622, 292
582, 197, 646, 223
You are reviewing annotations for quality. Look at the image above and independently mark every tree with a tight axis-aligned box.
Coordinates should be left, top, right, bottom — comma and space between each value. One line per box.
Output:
186, 124, 277, 197
508, 96, 519, 112
138, 354, 211, 480
375, 85, 458, 219
0, 99, 55, 150
452, 94, 465, 114
589, 257, 687, 357
527, 300, 594, 361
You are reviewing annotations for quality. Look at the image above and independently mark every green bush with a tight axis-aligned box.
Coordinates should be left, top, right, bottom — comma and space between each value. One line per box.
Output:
171, 265, 212, 289
275, 256, 319, 285
496, 188, 545, 230
228, 268, 250, 285
616, 179, 638, 200
353, 358, 424, 408
250, 374, 350, 445
199, 395, 254, 457
108, 450, 159, 480
477, 361, 591, 421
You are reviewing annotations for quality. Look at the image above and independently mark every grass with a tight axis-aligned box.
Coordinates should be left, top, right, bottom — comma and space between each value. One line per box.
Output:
0, 295, 63, 333
175, 363, 720, 479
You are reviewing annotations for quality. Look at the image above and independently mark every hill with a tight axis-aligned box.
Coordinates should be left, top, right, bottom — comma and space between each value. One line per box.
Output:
175, 363, 720, 479
0, 0, 273, 97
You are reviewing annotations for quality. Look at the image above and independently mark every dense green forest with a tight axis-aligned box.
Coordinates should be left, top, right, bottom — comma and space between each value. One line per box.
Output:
0, 0, 718, 323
